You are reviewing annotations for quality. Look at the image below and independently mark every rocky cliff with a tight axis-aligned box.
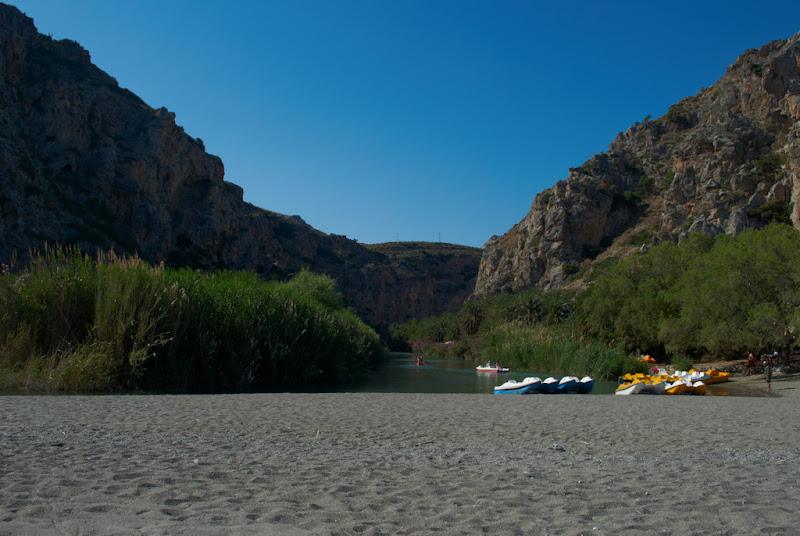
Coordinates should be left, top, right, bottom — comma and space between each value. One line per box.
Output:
0, 4, 480, 326
473, 31, 800, 298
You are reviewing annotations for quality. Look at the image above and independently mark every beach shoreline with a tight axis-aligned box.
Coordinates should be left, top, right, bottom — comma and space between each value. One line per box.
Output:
2, 374, 799, 535
715, 369, 798, 398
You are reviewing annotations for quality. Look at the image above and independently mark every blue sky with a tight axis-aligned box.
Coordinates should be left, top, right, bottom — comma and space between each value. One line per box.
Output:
13, 1, 800, 248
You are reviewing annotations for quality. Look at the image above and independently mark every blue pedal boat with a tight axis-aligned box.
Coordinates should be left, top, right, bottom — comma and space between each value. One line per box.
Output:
493, 377, 542, 394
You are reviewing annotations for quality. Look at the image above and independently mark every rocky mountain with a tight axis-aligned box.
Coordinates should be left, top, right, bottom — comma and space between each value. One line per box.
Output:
0, 4, 481, 326
473, 31, 800, 298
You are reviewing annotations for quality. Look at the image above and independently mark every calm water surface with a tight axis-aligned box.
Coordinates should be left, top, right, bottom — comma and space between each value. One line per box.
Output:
339, 354, 620, 395
0, 354, 745, 396
337, 354, 745, 396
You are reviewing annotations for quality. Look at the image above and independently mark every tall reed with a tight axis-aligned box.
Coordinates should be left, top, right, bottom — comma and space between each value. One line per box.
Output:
0, 249, 382, 392
482, 322, 645, 380
0, 246, 96, 359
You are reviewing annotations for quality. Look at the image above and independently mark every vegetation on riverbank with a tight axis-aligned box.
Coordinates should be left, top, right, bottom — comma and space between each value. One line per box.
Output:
389, 287, 646, 380
391, 224, 800, 378
5, 225, 797, 388
483, 323, 646, 379
0, 248, 383, 392
577, 223, 800, 365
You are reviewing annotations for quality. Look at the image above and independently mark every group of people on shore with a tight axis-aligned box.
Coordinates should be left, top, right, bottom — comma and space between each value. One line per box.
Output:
748, 351, 777, 391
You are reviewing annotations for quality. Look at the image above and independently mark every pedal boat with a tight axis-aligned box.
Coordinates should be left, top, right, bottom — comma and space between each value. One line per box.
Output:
615, 381, 646, 395
494, 377, 542, 394
476, 365, 510, 373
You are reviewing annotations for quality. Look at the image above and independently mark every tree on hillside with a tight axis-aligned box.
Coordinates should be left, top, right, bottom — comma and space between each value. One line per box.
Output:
666, 225, 800, 362
578, 235, 714, 354
578, 225, 800, 362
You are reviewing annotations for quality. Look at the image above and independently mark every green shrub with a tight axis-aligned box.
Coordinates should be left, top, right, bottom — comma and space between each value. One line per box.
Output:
637, 176, 655, 194
622, 191, 641, 204
283, 267, 345, 311
626, 230, 652, 247
670, 354, 693, 372
727, 190, 748, 203
748, 200, 791, 224
753, 153, 785, 183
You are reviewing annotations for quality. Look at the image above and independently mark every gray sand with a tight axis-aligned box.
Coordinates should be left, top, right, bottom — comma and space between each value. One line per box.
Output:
2, 376, 799, 535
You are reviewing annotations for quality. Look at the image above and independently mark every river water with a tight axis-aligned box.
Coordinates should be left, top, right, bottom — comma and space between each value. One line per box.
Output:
0, 354, 747, 396
339, 354, 620, 395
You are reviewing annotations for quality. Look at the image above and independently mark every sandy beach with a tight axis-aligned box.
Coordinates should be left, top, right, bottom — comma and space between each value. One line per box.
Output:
2, 374, 799, 535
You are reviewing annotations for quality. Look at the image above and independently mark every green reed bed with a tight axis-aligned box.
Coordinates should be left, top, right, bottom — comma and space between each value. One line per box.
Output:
482, 322, 646, 380
0, 249, 382, 392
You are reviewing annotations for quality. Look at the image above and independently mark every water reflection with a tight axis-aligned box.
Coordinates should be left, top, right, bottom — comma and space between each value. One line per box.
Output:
342, 354, 619, 395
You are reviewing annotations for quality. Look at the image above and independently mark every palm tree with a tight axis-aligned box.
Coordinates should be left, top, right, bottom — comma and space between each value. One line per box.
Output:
541, 291, 572, 325
516, 290, 544, 325
460, 301, 484, 336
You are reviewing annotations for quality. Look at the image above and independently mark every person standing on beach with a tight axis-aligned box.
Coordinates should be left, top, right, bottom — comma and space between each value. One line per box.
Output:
763, 353, 774, 392
748, 353, 756, 375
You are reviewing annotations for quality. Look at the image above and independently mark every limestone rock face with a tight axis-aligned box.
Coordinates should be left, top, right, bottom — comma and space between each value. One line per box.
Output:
0, 4, 480, 326
473, 32, 800, 298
